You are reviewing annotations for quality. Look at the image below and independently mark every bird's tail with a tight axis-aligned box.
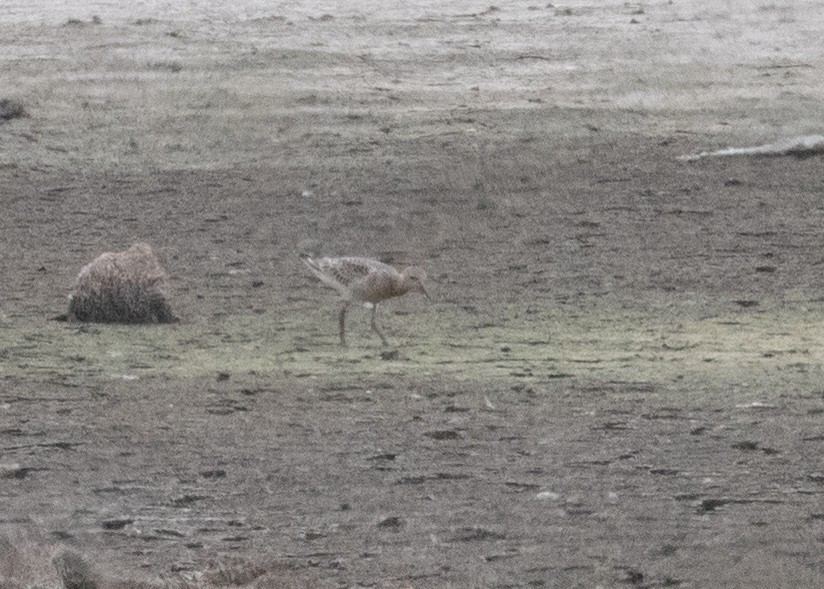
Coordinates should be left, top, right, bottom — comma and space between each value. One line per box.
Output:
300, 253, 321, 274
296, 238, 322, 258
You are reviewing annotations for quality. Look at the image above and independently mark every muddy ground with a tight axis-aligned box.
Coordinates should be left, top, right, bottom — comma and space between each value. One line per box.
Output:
1, 1, 824, 588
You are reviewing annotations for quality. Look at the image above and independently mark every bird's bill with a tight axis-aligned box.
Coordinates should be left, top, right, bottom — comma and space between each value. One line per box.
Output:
420, 284, 430, 298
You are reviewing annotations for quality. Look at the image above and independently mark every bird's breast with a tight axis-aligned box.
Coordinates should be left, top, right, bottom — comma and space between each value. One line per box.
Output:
353, 272, 403, 303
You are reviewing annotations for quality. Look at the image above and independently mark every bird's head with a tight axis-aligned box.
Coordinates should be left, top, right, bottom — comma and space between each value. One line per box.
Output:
401, 266, 429, 298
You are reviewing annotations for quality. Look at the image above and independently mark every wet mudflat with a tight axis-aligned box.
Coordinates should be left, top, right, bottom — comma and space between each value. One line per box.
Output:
1, 1, 824, 587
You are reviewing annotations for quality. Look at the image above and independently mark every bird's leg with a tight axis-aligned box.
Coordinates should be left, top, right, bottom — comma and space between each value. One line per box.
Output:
370, 304, 389, 346
338, 301, 349, 346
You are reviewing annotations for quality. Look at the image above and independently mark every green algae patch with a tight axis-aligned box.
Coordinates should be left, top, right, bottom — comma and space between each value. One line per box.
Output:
1, 296, 823, 397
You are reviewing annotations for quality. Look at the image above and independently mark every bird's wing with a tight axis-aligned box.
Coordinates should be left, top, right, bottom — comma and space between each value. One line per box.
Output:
303, 256, 374, 291
324, 257, 376, 287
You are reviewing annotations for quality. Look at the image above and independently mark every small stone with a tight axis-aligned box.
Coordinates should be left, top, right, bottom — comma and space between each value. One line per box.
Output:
377, 516, 404, 529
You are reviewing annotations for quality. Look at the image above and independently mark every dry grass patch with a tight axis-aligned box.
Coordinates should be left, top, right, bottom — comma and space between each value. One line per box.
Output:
1, 536, 310, 589
60, 242, 177, 324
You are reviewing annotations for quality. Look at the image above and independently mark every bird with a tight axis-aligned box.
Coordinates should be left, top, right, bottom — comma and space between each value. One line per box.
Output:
301, 254, 429, 346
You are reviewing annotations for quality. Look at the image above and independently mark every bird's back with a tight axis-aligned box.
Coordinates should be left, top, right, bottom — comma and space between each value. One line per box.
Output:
303, 256, 402, 303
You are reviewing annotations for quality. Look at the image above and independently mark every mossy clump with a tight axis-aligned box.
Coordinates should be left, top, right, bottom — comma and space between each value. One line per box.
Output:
62, 243, 177, 324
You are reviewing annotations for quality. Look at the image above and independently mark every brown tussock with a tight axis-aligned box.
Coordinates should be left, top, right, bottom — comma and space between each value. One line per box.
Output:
60, 242, 177, 324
